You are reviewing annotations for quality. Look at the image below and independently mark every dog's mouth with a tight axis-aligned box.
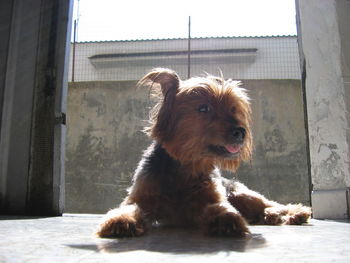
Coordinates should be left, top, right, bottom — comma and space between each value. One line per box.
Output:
208, 144, 242, 158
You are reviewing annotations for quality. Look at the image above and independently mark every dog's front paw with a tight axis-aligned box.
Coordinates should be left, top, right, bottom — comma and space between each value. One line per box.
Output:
95, 205, 146, 238
264, 204, 311, 225
96, 215, 145, 238
264, 207, 284, 225
284, 204, 312, 225
208, 211, 250, 237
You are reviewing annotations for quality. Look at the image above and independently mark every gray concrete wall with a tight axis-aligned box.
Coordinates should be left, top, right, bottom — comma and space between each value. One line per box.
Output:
65, 79, 309, 213
237, 80, 309, 205
65, 81, 150, 213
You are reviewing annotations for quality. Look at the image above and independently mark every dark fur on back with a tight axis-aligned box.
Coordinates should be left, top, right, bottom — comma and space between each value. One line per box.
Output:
125, 142, 223, 227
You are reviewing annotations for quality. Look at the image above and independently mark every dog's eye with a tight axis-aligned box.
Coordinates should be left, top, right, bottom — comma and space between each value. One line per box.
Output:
198, 104, 210, 113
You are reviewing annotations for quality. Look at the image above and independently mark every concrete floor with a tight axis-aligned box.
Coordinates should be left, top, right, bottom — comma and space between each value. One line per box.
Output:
0, 215, 349, 263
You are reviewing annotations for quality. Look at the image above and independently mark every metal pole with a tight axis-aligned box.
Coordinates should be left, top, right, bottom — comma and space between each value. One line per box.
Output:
71, 19, 76, 82
187, 16, 191, 79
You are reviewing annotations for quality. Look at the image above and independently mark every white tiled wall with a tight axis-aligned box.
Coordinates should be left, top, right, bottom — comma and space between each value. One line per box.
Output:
68, 36, 301, 81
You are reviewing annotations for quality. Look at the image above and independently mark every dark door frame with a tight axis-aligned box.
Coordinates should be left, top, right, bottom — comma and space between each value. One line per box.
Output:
0, 0, 73, 215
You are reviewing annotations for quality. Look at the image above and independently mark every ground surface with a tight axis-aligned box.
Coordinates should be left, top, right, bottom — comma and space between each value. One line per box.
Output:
0, 214, 349, 262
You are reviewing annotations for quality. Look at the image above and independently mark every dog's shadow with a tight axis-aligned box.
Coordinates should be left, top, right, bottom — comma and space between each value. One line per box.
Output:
68, 226, 266, 254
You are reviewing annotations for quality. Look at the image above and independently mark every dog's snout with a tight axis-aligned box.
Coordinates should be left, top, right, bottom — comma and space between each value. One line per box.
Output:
231, 127, 246, 142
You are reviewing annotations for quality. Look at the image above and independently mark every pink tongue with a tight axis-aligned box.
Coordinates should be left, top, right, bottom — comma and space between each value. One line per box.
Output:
225, 144, 241, 153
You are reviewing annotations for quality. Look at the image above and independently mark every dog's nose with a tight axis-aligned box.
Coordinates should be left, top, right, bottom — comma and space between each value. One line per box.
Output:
231, 127, 246, 142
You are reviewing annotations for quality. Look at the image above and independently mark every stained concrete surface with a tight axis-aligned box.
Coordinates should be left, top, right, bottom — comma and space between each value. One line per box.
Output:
66, 79, 310, 214
0, 215, 349, 262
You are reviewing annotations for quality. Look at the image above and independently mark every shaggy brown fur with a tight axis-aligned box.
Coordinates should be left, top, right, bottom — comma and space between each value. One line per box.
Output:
96, 68, 311, 238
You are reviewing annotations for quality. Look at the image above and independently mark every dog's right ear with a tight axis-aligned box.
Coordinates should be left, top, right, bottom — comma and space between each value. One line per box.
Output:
137, 68, 180, 97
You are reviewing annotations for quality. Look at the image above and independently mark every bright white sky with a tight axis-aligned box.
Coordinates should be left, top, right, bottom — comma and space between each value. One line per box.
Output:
73, 0, 297, 42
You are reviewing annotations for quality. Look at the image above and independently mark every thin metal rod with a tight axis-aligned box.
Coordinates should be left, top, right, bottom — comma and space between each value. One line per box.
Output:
187, 16, 191, 79
72, 19, 77, 82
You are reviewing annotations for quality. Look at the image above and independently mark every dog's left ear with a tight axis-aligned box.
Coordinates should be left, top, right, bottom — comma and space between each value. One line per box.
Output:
137, 68, 180, 97
138, 68, 181, 142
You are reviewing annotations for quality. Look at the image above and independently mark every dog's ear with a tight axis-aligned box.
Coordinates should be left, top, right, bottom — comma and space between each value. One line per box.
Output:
137, 68, 180, 97
138, 68, 181, 142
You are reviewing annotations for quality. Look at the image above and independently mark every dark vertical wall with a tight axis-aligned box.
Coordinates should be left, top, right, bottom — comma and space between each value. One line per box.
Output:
0, 1, 14, 210
0, 0, 72, 215
0, 0, 42, 214
0, 1, 13, 128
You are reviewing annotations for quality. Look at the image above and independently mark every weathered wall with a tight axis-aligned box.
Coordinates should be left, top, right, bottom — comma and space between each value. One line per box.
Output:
296, 0, 350, 219
65, 81, 150, 213
65, 79, 309, 213
237, 80, 309, 205
298, 0, 350, 190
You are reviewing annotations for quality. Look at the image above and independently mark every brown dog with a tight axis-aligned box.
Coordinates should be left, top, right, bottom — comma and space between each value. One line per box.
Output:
96, 68, 311, 238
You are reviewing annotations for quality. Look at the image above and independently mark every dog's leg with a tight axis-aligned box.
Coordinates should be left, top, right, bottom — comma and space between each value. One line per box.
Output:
202, 202, 250, 237
95, 204, 147, 238
227, 182, 311, 225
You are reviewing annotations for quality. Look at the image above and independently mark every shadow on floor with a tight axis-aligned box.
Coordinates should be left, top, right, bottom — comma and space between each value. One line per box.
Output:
67, 226, 266, 254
